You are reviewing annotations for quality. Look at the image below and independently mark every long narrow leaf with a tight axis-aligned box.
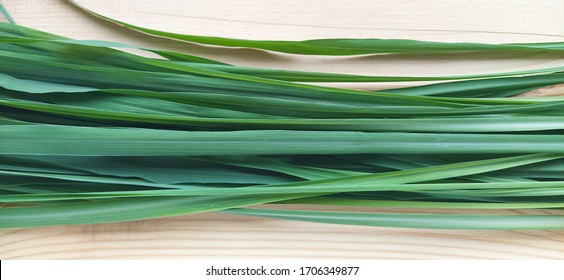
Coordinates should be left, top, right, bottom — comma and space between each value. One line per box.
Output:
225, 208, 564, 230
70, 1, 564, 56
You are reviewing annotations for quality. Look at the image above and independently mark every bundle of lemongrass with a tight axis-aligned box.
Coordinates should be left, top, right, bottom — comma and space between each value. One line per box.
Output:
0, 2, 563, 229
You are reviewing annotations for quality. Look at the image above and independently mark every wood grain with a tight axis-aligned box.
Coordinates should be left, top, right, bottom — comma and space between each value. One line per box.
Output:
2, 209, 564, 260
1, 0, 564, 259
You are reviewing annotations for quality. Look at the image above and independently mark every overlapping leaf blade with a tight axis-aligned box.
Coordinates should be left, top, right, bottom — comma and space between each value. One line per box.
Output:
0, 3, 563, 230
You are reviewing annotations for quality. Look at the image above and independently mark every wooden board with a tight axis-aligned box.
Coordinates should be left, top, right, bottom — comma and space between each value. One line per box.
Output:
1, 0, 563, 259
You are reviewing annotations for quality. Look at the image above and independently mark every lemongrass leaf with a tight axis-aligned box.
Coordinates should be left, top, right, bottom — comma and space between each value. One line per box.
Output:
0, 194, 310, 228
0, 4, 15, 24
70, 1, 564, 56
225, 208, 564, 230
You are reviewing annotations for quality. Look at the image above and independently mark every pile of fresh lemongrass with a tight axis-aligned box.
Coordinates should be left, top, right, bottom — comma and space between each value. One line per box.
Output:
0, 2, 563, 229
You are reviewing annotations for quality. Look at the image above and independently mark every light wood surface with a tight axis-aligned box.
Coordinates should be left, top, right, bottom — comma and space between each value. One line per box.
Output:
1, 0, 563, 259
